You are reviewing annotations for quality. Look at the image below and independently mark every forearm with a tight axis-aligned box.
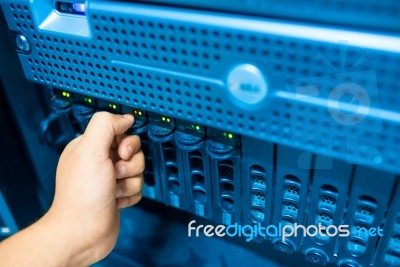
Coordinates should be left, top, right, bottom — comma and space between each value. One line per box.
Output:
0, 113, 142, 266
0, 212, 90, 267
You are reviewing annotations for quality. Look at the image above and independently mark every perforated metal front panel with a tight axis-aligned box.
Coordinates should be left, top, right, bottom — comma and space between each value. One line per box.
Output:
139, 0, 400, 31
2, 0, 400, 174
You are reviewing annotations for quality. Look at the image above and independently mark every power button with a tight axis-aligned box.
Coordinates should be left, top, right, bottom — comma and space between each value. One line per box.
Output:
227, 64, 268, 106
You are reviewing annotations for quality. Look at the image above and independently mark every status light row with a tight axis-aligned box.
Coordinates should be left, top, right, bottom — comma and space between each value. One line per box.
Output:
59, 90, 234, 140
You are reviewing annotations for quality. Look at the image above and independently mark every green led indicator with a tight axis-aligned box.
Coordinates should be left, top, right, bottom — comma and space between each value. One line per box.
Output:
162, 116, 171, 123
223, 132, 233, 139
62, 91, 70, 98
84, 98, 92, 104
133, 110, 143, 116
108, 104, 117, 110
191, 125, 201, 131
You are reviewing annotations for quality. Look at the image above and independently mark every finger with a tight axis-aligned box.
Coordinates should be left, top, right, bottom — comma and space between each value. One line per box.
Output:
116, 193, 142, 209
82, 112, 134, 158
116, 174, 144, 198
114, 150, 145, 179
111, 134, 128, 151
117, 135, 141, 160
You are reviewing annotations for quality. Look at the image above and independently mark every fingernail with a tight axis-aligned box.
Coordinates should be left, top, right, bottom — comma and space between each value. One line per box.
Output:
127, 145, 133, 155
118, 165, 126, 178
123, 114, 134, 122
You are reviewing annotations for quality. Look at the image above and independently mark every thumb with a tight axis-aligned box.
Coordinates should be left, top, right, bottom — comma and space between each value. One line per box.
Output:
81, 112, 134, 156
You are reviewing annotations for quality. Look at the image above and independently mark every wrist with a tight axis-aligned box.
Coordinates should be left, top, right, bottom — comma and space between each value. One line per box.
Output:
40, 208, 95, 267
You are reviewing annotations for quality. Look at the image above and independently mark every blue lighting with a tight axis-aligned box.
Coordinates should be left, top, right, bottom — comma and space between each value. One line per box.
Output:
73, 2, 86, 14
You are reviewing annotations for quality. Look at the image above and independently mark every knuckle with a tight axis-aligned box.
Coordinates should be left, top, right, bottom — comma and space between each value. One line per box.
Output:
63, 136, 81, 153
64, 140, 75, 152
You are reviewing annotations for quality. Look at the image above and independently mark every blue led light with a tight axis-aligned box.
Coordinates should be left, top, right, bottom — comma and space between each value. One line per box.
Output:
73, 3, 86, 14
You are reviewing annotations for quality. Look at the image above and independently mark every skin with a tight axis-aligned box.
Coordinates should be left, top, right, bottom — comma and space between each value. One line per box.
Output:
0, 112, 145, 267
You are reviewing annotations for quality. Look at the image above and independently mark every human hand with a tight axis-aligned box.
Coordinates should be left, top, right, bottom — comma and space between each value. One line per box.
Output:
47, 112, 145, 266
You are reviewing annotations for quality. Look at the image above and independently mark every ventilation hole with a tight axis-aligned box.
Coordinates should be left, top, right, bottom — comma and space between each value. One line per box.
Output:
219, 160, 234, 180
281, 216, 295, 226
189, 151, 204, 172
192, 173, 207, 204
220, 194, 234, 212
250, 165, 267, 189
317, 212, 333, 224
250, 206, 265, 223
358, 205, 375, 216
283, 202, 298, 211
167, 175, 181, 195
347, 232, 368, 257
321, 194, 336, 205
384, 251, 400, 266
163, 141, 176, 162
